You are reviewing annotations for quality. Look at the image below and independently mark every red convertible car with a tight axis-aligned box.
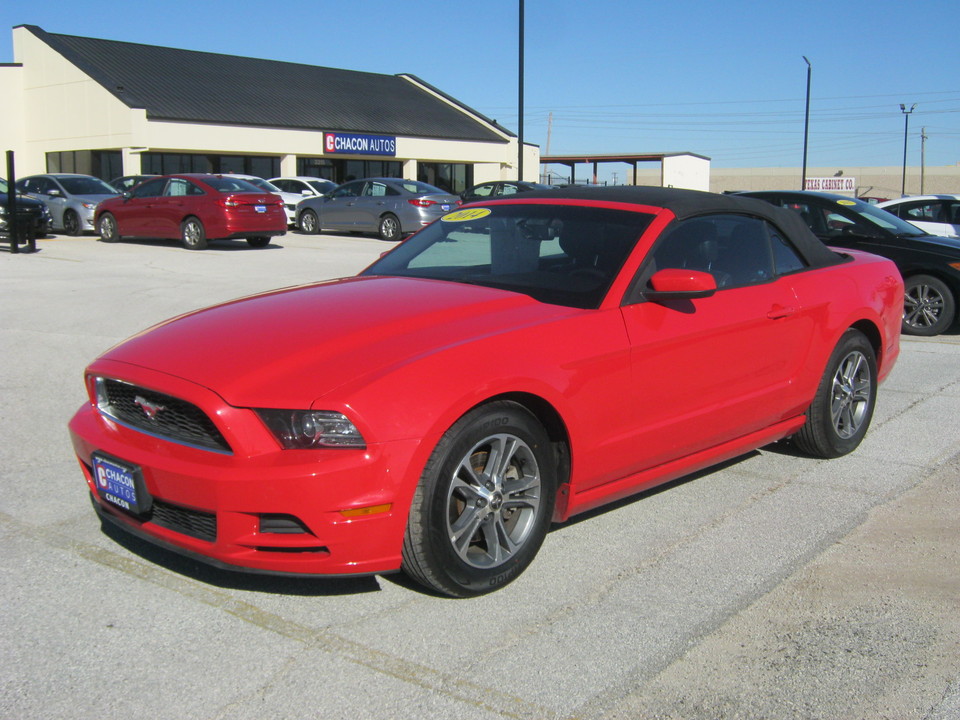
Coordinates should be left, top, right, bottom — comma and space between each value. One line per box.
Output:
68, 187, 902, 597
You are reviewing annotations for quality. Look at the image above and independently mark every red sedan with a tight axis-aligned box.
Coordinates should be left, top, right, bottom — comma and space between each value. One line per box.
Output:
95, 174, 286, 250
69, 187, 903, 596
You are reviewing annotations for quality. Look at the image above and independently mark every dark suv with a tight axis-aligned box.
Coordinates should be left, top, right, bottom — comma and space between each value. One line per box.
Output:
740, 190, 960, 336
1, 178, 52, 243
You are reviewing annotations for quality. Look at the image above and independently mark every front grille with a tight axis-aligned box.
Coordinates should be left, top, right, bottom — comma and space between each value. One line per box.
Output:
100, 379, 231, 453
151, 499, 217, 542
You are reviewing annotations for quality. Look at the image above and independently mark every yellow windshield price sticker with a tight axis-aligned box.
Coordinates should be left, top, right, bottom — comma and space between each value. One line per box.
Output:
837, 200, 857, 206
442, 208, 491, 222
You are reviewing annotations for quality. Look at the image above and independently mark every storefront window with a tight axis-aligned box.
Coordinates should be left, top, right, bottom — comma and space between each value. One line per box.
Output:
46, 150, 122, 181
418, 162, 472, 194
141, 153, 279, 178
297, 158, 403, 184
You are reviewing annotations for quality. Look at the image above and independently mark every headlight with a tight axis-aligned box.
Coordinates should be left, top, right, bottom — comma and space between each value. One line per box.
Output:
256, 409, 365, 449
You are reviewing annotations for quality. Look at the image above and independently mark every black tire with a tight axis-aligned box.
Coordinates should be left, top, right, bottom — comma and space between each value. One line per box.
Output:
180, 217, 207, 250
902, 274, 955, 336
378, 213, 401, 241
794, 329, 877, 459
299, 209, 319, 234
402, 401, 556, 597
63, 210, 81, 236
97, 213, 120, 243
246, 236, 270, 248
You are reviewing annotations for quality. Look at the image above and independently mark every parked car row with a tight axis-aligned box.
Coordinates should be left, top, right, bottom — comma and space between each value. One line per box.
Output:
10, 170, 960, 337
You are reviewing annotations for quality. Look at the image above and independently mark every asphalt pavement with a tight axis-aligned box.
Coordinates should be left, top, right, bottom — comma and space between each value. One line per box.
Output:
3, 232, 959, 720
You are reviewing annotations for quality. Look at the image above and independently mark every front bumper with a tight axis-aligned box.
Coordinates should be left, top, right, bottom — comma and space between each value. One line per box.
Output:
68, 398, 421, 577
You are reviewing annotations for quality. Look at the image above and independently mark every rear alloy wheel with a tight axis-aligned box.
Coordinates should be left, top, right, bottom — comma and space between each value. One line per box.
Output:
97, 213, 120, 243
902, 274, 955, 336
378, 213, 401, 241
180, 217, 207, 250
246, 236, 270, 248
299, 209, 319, 234
794, 328, 877, 458
402, 401, 556, 597
63, 210, 81, 236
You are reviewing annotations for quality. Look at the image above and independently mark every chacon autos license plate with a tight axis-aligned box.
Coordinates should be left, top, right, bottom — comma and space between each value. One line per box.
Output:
254, 205, 266, 213
92, 453, 149, 515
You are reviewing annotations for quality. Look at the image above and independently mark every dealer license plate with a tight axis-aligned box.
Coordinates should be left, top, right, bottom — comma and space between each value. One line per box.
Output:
254, 205, 266, 213
92, 454, 146, 515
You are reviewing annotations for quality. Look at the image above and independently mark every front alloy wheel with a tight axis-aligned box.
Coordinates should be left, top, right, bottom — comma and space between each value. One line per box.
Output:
402, 402, 556, 597
902, 274, 955, 336
98, 213, 120, 243
299, 209, 319, 234
378, 214, 401, 241
63, 210, 81, 236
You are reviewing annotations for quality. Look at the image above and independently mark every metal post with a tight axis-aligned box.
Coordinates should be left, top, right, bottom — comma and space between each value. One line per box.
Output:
518, 0, 524, 182
900, 103, 916, 197
5, 151, 19, 254
801, 57, 811, 191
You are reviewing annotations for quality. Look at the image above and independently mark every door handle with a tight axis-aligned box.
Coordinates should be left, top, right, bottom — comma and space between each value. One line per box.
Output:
767, 305, 796, 319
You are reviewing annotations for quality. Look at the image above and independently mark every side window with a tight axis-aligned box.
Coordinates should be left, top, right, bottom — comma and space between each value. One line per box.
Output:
132, 177, 166, 198
948, 202, 960, 225
165, 179, 190, 197
367, 182, 388, 197
769, 225, 807, 275
37, 178, 58, 195
501, 183, 520, 196
332, 182, 362, 199
470, 184, 497, 199
902, 201, 942, 222
649, 214, 776, 290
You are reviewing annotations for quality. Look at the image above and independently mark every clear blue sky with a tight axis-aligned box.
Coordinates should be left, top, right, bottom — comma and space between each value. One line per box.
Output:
3, 0, 958, 182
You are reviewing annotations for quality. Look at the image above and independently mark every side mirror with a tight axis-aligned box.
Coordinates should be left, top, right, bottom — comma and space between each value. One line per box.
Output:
301, 189, 313, 196
47, 188, 62, 197
644, 269, 717, 300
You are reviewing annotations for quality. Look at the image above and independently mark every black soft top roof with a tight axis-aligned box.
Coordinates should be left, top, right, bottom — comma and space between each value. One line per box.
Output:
516, 186, 843, 269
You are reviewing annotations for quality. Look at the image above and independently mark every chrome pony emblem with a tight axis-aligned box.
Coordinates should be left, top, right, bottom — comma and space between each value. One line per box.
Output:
134, 395, 166, 420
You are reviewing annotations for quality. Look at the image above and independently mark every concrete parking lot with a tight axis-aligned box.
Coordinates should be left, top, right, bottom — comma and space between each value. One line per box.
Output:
3, 232, 959, 720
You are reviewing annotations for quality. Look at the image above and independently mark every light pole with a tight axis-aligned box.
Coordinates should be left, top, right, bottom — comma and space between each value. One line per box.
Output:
801, 56, 811, 191
518, 0, 524, 181
900, 103, 916, 196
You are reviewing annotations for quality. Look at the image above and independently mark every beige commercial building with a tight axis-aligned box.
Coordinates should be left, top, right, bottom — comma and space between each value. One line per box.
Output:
0, 25, 538, 193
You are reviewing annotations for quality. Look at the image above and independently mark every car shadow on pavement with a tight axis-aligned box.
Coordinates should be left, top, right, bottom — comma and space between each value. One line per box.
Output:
99, 519, 383, 596
102, 237, 285, 251
550, 451, 761, 531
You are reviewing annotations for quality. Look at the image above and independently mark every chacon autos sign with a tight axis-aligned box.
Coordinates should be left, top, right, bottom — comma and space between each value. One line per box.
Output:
324, 132, 397, 157
804, 177, 857, 192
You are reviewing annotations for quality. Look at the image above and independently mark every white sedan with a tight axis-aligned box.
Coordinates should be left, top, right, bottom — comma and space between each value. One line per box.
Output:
877, 194, 960, 238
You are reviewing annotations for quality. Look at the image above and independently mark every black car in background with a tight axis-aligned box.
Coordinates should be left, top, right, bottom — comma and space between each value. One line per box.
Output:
740, 191, 960, 336
1, 178, 52, 242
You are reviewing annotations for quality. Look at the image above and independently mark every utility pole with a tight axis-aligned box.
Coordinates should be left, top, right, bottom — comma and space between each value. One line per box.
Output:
518, 0, 524, 181
921, 127, 927, 194
801, 56, 811, 191
900, 103, 916, 197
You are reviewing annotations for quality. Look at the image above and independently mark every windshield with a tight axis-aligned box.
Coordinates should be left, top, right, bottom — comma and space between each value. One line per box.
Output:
58, 176, 118, 196
851, 199, 929, 236
245, 177, 281, 192
362, 204, 653, 309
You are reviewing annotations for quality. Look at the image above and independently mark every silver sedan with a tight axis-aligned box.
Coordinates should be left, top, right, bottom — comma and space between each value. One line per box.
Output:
296, 178, 460, 241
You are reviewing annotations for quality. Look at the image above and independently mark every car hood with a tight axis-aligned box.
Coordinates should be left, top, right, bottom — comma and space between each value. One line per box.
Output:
99, 276, 574, 408
71, 192, 118, 204
905, 233, 960, 253
0, 192, 45, 208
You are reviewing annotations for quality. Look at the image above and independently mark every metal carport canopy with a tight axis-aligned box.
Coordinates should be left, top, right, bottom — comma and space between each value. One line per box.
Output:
541, 152, 710, 185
